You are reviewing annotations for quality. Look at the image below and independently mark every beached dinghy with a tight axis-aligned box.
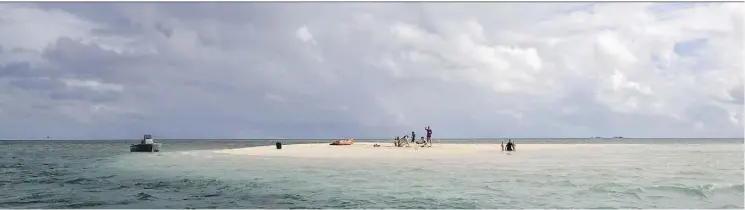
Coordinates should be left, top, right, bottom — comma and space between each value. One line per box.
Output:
130, 134, 162, 152
330, 138, 354, 146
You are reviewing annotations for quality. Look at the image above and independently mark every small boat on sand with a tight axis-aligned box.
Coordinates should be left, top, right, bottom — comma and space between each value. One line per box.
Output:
330, 138, 354, 146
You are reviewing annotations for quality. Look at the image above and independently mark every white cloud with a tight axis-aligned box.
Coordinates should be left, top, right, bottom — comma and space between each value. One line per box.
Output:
0, 4, 98, 51
0, 3, 741, 139
295, 25, 315, 44
62, 78, 124, 92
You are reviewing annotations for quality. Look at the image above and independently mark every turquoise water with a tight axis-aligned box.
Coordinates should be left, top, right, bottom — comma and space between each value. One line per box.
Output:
1, 139, 743, 208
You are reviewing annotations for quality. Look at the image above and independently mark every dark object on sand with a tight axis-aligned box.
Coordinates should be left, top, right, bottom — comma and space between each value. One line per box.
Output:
276, 142, 282, 150
505, 140, 516, 151
330, 138, 355, 145
130, 134, 162, 152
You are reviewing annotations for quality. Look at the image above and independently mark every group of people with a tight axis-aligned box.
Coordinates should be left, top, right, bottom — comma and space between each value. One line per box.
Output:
501, 139, 516, 151
394, 126, 433, 147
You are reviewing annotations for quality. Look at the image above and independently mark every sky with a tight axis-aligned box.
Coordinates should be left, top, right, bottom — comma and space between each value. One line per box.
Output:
0, 2, 742, 139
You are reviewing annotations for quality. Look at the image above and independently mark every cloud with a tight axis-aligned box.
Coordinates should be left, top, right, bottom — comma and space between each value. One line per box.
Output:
296, 25, 316, 44
0, 2, 742, 139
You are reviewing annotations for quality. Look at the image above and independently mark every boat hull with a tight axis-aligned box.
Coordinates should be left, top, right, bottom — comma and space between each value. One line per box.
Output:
130, 143, 162, 152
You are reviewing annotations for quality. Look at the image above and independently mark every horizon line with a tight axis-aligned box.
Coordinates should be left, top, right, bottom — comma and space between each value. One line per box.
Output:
2, 137, 744, 141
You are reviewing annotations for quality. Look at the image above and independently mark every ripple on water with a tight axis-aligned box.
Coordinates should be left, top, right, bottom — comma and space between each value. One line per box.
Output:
136, 192, 155, 201
647, 185, 709, 199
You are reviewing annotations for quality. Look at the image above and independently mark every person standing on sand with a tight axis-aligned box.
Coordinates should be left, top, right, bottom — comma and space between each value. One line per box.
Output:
501, 141, 504, 151
425, 126, 433, 146
506, 139, 515, 151
411, 131, 416, 143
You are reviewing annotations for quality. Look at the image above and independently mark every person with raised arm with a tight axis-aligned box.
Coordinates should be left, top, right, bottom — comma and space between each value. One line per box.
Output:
425, 126, 433, 147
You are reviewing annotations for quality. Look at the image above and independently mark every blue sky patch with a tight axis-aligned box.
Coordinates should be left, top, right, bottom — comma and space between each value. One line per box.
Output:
674, 38, 707, 57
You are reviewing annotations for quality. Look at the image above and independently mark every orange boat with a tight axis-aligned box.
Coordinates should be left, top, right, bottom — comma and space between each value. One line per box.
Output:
330, 138, 354, 146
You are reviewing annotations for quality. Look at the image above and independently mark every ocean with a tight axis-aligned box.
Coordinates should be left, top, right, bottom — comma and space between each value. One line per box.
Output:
1, 138, 743, 209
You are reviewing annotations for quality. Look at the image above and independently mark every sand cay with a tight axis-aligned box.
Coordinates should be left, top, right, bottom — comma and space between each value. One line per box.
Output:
217, 142, 611, 159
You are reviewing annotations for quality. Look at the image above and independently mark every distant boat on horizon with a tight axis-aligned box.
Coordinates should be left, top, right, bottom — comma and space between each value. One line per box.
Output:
589, 136, 624, 139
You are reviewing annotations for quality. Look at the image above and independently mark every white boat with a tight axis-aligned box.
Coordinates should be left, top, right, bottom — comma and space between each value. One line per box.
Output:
130, 134, 162, 152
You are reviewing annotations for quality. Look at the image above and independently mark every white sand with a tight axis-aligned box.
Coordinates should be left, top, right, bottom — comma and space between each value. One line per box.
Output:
216, 142, 610, 159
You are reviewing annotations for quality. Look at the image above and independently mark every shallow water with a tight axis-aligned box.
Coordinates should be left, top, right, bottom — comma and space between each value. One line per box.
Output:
1, 139, 743, 208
